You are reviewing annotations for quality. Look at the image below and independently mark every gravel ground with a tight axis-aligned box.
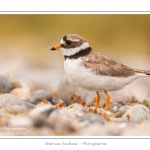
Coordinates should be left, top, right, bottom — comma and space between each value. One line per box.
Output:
0, 60, 150, 136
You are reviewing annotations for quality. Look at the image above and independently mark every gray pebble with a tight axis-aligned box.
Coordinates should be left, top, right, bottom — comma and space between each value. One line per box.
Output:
63, 103, 86, 118
115, 106, 130, 117
79, 122, 107, 136
104, 122, 127, 136
29, 105, 54, 127
0, 75, 13, 93
51, 97, 63, 105
121, 104, 150, 123
80, 113, 106, 124
0, 93, 35, 114
30, 105, 54, 119
48, 109, 77, 134
25, 90, 52, 104
108, 100, 125, 113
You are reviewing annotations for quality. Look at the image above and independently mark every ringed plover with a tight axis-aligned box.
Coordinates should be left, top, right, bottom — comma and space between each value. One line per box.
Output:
51, 34, 150, 112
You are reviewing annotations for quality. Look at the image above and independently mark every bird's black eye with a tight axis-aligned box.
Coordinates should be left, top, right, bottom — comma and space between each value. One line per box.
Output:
66, 40, 71, 45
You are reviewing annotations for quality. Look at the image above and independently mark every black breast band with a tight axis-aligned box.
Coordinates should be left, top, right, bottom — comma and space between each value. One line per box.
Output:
64, 47, 92, 60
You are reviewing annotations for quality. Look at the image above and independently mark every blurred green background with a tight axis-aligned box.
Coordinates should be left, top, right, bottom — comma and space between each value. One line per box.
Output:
0, 14, 150, 69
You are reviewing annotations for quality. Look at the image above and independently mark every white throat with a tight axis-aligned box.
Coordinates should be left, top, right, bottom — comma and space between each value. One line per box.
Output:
60, 42, 90, 56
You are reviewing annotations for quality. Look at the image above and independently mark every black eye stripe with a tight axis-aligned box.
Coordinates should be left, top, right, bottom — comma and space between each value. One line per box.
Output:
63, 35, 72, 45
63, 35, 67, 42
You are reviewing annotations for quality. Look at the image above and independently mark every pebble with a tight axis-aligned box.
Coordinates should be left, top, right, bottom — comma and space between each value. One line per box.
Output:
30, 105, 54, 119
121, 104, 150, 123
25, 90, 52, 104
121, 122, 146, 136
29, 104, 54, 127
104, 122, 127, 136
79, 122, 107, 136
115, 105, 130, 117
51, 97, 64, 105
80, 113, 106, 124
48, 109, 78, 135
9, 114, 33, 127
0, 75, 13, 93
63, 103, 86, 118
0, 94, 35, 114
10, 88, 32, 99
108, 100, 125, 113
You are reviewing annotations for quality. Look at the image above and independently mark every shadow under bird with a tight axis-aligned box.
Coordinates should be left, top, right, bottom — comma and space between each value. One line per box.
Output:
51, 34, 150, 112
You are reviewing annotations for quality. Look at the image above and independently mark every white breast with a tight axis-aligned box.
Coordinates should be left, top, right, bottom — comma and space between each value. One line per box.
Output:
64, 58, 142, 92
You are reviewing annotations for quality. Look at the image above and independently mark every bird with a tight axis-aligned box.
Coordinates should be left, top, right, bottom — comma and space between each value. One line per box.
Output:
51, 34, 150, 113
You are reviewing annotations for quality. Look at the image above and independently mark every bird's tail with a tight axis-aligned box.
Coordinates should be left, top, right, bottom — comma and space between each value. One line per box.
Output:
135, 69, 150, 76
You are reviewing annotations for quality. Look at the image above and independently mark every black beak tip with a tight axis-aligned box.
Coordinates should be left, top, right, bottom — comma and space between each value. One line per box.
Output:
51, 47, 56, 50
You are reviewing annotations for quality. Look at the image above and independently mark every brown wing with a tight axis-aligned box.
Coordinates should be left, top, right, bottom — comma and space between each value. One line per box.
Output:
83, 50, 136, 77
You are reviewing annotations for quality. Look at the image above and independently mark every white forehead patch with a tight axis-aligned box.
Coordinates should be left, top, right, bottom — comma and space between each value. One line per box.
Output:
60, 39, 66, 45
60, 42, 89, 56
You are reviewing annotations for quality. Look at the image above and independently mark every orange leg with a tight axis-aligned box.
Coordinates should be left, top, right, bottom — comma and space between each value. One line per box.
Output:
93, 92, 100, 113
104, 91, 111, 111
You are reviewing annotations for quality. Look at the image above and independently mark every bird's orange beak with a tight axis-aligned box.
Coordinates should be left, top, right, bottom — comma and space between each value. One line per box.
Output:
51, 44, 61, 50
